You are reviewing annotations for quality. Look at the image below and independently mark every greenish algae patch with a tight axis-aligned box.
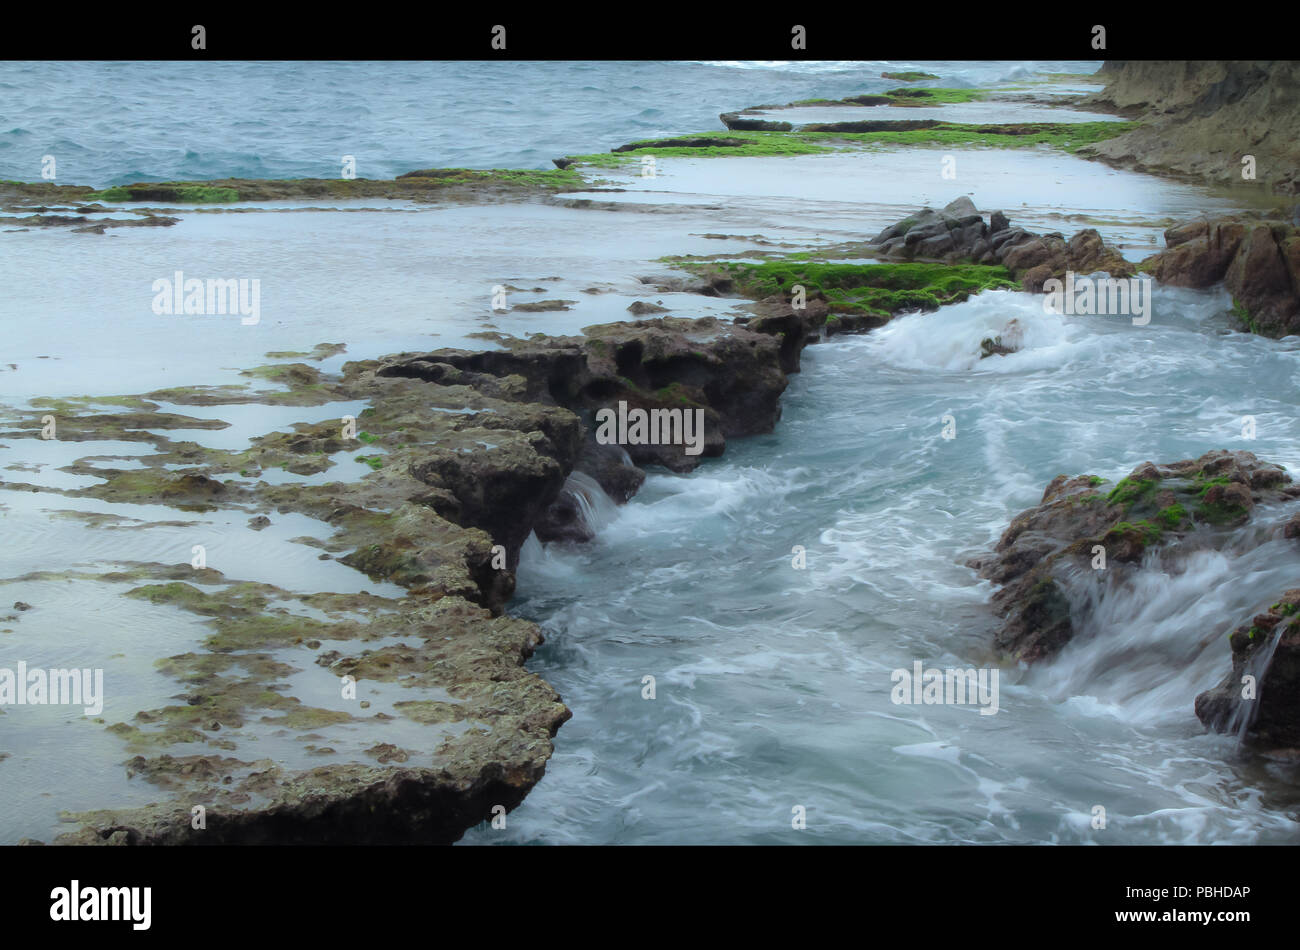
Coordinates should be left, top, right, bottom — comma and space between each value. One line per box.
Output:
86, 184, 240, 203
562, 133, 832, 166
1105, 476, 1157, 507
691, 259, 1017, 318
561, 122, 1139, 168
881, 71, 940, 82
265, 343, 348, 362
82, 168, 584, 204
819, 121, 1137, 153
883, 87, 986, 106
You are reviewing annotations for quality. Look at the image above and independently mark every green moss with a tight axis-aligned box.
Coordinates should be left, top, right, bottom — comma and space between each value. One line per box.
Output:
823, 121, 1137, 153
1107, 519, 1163, 545
79, 168, 583, 205
1088, 476, 1105, 487
1105, 477, 1156, 507
357, 431, 379, 444
262, 707, 353, 729
85, 183, 240, 203
125, 582, 217, 613
561, 132, 832, 167
82, 186, 130, 201
355, 455, 383, 470
691, 259, 1016, 317
1194, 498, 1249, 526
1195, 475, 1232, 497
396, 167, 582, 189
264, 343, 347, 361
1230, 297, 1258, 333
562, 122, 1138, 170
884, 87, 985, 105
1154, 503, 1187, 530
882, 71, 940, 82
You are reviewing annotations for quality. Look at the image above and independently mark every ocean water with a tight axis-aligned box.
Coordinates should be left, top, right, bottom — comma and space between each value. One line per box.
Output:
0, 60, 1100, 185
2, 60, 1297, 845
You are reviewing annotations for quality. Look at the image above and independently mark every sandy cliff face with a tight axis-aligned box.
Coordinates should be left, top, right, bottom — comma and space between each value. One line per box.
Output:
1081, 61, 1300, 197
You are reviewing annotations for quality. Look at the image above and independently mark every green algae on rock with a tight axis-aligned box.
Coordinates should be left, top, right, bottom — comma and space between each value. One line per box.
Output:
881, 71, 941, 82
1, 168, 587, 217
694, 259, 1018, 321
557, 121, 1138, 169
81, 169, 585, 204
881, 87, 986, 106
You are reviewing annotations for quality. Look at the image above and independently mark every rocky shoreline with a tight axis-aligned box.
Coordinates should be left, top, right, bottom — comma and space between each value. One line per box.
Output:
7, 61, 1300, 842
17, 196, 1150, 842
10, 308, 823, 844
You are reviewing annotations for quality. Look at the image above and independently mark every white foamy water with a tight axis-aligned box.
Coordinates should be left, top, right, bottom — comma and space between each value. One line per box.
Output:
463, 286, 1300, 845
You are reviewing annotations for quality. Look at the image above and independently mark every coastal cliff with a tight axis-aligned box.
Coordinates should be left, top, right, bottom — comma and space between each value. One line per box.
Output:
1080, 61, 1300, 197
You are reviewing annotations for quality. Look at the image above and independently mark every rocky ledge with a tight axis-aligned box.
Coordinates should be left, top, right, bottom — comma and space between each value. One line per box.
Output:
17, 241, 1027, 844
18, 310, 805, 844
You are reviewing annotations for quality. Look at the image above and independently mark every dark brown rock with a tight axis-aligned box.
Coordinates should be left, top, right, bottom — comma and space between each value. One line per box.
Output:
1196, 590, 1300, 750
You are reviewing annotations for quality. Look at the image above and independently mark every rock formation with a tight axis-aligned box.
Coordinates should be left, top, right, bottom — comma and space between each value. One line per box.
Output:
1144, 215, 1300, 337
971, 450, 1299, 664
866, 197, 1135, 291
1080, 61, 1300, 197
1196, 591, 1300, 750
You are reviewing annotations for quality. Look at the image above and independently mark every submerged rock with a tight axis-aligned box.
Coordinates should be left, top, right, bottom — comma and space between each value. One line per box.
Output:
978, 319, 1024, 359
973, 450, 1299, 663
627, 300, 669, 315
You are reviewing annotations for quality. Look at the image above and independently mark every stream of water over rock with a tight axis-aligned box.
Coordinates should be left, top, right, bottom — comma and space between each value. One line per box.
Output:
464, 287, 1300, 844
